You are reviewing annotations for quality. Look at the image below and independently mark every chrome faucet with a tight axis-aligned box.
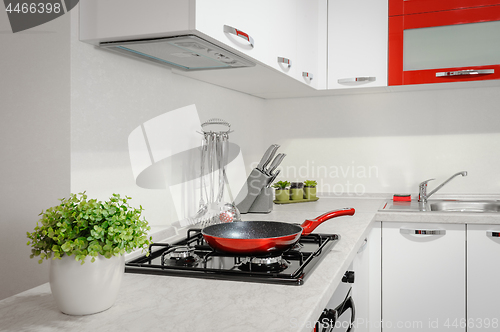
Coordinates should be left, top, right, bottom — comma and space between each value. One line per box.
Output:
418, 171, 468, 203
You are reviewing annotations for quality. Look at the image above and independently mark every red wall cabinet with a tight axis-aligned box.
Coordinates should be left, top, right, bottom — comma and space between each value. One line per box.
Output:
388, 1, 500, 85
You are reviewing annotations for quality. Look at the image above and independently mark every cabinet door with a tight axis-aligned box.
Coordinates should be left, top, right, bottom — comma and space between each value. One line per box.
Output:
294, 0, 327, 90
195, 0, 271, 67
382, 222, 466, 331
467, 224, 500, 332
265, 0, 298, 79
388, 5, 500, 85
327, 0, 388, 90
352, 222, 381, 332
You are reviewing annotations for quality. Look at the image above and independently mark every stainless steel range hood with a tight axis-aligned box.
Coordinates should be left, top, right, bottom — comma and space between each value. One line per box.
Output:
100, 35, 255, 71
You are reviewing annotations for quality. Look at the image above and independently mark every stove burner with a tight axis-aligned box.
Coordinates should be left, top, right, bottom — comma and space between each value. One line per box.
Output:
163, 246, 200, 266
238, 256, 289, 273
126, 230, 339, 286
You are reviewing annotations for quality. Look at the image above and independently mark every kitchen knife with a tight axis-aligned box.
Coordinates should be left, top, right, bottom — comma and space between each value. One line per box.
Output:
265, 153, 286, 175
266, 169, 281, 188
256, 144, 280, 172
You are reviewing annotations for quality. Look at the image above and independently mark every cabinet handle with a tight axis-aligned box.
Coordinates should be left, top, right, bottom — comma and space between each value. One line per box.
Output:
223, 25, 254, 48
400, 228, 446, 236
277, 57, 291, 68
487, 231, 500, 238
436, 69, 494, 77
357, 238, 368, 253
338, 77, 376, 84
302, 72, 313, 80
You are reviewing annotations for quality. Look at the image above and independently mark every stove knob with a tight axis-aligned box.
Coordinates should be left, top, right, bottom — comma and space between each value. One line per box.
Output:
342, 271, 355, 284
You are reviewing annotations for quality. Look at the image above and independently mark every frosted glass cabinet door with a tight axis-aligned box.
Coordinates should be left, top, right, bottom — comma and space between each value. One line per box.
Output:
467, 224, 500, 332
388, 4, 500, 85
382, 222, 466, 331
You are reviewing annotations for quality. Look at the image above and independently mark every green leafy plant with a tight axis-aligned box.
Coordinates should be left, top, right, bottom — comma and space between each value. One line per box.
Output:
272, 180, 291, 190
27, 192, 152, 264
303, 180, 317, 187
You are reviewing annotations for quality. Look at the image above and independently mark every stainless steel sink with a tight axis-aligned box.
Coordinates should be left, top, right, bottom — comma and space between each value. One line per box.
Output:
429, 201, 500, 213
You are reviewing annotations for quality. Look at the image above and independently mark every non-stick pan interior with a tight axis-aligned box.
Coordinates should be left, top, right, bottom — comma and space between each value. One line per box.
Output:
202, 221, 302, 239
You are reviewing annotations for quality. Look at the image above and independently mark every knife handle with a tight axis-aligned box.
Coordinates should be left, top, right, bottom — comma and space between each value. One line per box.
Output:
266, 153, 286, 175
256, 144, 279, 171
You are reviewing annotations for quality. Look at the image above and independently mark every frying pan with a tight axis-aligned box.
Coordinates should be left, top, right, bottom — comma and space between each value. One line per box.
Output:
201, 208, 355, 255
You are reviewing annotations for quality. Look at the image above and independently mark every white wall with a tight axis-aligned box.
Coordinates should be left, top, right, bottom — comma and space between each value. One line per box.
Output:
0, 12, 70, 299
70, 8, 266, 228
264, 86, 500, 196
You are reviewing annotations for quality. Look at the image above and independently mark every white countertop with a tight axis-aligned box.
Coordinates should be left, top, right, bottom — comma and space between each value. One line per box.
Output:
2, 196, 500, 332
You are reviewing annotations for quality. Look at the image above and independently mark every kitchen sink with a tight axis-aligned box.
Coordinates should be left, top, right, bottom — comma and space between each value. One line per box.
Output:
429, 200, 500, 213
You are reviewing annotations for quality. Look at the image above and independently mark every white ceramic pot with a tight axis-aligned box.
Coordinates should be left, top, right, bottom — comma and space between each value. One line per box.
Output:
49, 254, 125, 315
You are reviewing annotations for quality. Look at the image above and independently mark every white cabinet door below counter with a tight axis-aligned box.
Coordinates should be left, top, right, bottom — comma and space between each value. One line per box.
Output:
467, 224, 500, 332
382, 222, 466, 331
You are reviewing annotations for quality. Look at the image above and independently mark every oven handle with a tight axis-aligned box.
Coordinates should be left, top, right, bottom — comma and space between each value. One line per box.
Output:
316, 289, 356, 332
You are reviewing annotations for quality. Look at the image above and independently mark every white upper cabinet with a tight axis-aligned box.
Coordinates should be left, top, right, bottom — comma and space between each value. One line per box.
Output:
80, 0, 327, 98
327, 0, 388, 89
194, 0, 271, 68
295, 0, 328, 90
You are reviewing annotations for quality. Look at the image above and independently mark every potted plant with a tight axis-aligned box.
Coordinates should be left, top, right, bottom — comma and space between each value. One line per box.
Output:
272, 180, 291, 202
26, 192, 152, 315
289, 182, 305, 200
303, 180, 318, 200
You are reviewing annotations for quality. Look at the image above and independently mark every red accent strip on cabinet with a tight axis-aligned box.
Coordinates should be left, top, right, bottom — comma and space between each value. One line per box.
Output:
388, 16, 404, 86
389, 0, 403, 16
235, 29, 250, 42
402, 0, 500, 16
404, 5, 500, 29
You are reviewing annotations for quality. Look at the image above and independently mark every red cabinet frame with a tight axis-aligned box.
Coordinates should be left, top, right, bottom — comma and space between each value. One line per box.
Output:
389, 4, 500, 85
390, 0, 500, 16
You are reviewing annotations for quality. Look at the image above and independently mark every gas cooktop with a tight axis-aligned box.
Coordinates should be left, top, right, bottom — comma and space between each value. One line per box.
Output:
125, 228, 339, 286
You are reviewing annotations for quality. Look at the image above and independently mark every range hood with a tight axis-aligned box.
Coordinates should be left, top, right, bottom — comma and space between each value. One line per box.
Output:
100, 35, 255, 71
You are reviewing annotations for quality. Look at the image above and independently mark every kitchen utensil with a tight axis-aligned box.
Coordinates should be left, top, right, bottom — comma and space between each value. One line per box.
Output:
188, 135, 209, 224
194, 119, 240, 226
266, 169, 281, 188
202, 208, 355, 255
265, 153, 286, 175
256, 144, 280, 172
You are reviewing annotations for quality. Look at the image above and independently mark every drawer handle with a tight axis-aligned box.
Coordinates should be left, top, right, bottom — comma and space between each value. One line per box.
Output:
223, 25, 254, 48
487, 231, 500, 238
357, 238, 368, 253
302, 72, 313, 80
400, 228, 446, 236
338, 76, 376, 84
277, 57, 292, 68
436, 69, 494, 77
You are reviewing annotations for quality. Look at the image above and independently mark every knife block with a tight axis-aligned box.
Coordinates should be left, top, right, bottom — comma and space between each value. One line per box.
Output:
235, 168, 272, 214
247, 187, 273, 214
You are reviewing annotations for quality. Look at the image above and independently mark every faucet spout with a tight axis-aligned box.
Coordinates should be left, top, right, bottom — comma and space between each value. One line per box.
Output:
418, 171, 467, 203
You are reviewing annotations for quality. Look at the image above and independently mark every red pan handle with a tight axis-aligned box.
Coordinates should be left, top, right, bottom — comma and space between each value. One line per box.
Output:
300, 208, 355, 236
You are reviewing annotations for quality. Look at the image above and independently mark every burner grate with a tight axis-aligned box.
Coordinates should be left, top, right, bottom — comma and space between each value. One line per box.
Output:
125, 229, 339, 286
